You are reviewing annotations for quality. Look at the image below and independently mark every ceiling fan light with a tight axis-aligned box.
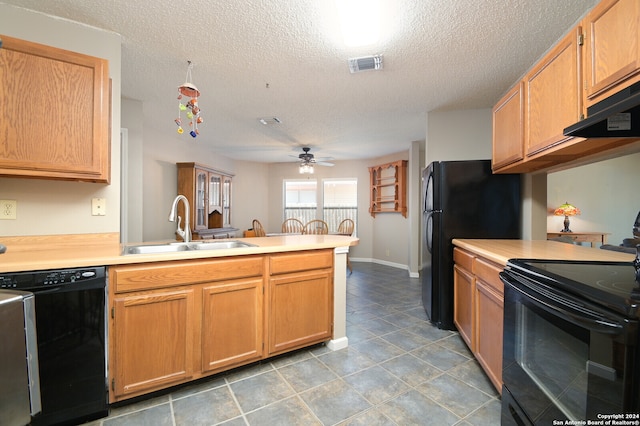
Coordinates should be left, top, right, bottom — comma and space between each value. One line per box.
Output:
299, 163, 314, 174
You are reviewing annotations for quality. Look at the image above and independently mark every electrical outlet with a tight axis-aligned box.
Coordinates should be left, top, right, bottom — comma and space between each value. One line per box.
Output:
92, 198, 106, 216
0, 200, 17, 220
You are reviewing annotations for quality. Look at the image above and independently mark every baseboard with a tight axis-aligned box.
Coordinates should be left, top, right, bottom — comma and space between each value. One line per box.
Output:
327, 336, 348, 351
349, 257, 419, 278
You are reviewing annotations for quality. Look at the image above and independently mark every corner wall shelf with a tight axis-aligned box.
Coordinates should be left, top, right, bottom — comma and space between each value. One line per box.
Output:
368, 160, 407, 218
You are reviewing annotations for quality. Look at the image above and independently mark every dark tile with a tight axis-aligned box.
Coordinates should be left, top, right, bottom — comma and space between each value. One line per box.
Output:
172, 386, 241, 425
416, 374, 492, 417
447, 359, 499, 397
300, 379, 371, 425
411, 343, 470, 371
103, 403, 173, 426
170, 375, 226, 400
229, 370, 294, 413
346, 323, 377, 344
337, 407, 396, 425
343, 365, 410, 404
380, 311, 424, 328
379, 390, 460, 425
108, 394, 170, 418
351, 338, 405, 363
462, 398, 502, 425
244, 396, 321, 426
380, 329, 431, 351
225, 361, 274, 383
438, 334, 474, 358
380, 353, 443, 387
317, 346, 376, 376
278, 357, 338, 392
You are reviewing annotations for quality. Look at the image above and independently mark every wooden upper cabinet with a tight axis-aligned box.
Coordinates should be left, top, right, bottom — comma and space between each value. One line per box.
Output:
524, 26, 582, 157
0, 35, 110, 182
583, 0, 640, 108
492, 82, 524, 170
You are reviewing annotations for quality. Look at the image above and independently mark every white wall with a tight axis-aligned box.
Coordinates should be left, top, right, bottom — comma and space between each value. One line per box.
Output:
547, 152, 640, 246
0, 4, 122, 237
425, 109, 493, 162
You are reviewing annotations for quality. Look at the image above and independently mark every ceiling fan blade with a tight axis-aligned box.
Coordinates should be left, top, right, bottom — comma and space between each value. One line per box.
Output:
316, 161, 335, 167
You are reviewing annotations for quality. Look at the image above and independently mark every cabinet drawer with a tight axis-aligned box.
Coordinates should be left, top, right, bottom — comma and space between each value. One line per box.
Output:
270, 250, 333, 275
453, 248, 474, 272
473, 257, 504, 295
111, 256, 264, 292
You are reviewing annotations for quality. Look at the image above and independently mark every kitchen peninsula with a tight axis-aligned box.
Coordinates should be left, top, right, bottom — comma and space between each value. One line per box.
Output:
0, 233, 357, 402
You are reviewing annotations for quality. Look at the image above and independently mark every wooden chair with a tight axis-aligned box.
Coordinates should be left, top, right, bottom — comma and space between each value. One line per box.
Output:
337, 219, 354, 236
303, 219, 328, 235
252, 219, 266, 237
281, 218, 304, 234
337, 219, 355, 273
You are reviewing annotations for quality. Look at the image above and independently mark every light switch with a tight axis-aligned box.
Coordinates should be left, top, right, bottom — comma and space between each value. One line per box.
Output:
92, 198, 106, 216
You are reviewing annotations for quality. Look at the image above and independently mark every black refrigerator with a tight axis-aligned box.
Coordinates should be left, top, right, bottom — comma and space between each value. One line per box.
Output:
421, 160, 521, 330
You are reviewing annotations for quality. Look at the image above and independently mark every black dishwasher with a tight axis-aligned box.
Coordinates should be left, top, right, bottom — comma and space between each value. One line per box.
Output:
0, 267, 108, 426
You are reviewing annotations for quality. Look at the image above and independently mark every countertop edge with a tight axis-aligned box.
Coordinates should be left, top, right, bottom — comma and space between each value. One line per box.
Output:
0, 234, 359, 273
452, 238, 635, 267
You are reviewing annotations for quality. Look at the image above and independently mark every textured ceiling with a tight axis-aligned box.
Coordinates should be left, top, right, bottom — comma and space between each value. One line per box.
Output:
3, 0, 598, 163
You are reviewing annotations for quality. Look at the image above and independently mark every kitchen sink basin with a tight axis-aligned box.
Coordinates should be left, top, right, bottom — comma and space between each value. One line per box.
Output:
123, 240, 256, 255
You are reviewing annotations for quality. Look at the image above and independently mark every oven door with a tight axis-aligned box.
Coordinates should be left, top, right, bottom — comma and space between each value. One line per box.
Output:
501, 270, 638, 425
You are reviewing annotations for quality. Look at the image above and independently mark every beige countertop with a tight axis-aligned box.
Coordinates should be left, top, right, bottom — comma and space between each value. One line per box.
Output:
452, 238, 635, 266
0, 233, 359, 273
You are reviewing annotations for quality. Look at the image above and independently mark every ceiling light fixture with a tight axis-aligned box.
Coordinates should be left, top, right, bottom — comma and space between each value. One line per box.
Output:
335, 0, 381, 47
175, 61, 203, 138
299, 163, 315, 174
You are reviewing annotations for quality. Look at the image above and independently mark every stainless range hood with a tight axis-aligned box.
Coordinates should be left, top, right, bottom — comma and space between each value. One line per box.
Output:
564, 81, 640, 138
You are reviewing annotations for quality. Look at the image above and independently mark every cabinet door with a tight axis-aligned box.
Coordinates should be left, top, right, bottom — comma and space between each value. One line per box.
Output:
492, 82, 524, 170
194, 168, 208, 230
583, 0, 640, 107
453, 265, 475, 352
201, 278, 263, 372
223, 175, 232, 228
111, 288, 195, 399
525, 27, 582, 156
475, 279, 503, 393
209, 173, 222, 214
0, 36, 110, 182
268, 269, 333, 355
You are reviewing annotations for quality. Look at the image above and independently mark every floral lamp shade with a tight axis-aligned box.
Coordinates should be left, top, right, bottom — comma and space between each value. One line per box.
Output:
554, 202, 581, 232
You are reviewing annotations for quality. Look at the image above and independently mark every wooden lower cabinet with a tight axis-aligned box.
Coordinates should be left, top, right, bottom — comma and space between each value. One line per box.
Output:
109, 250, 334, 402
269, 269, 333, 355
475, 278, 504, 392
201, 277, 263, 372
268, 250, 334, 355
453, 257, 475, 351
453, 248, 504, 393
111, 288, 196, 398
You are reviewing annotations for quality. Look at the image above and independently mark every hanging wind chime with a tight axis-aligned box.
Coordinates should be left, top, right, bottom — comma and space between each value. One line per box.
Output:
175, 60, 203, 138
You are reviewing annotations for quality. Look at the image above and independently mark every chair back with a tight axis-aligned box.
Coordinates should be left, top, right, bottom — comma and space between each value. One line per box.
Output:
337, 219, 354, 236
303, 219, 328, 235
282, 218, 304, 234
252, 219, 266, 237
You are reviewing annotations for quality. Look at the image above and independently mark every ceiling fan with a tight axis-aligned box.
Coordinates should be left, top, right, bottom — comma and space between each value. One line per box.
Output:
291, 147, 335, 167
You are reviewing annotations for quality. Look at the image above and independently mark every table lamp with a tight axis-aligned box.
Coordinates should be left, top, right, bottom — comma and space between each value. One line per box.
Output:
554, 202, 581, 233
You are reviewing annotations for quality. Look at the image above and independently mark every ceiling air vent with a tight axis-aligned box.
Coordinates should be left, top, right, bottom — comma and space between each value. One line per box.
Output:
258, 117, 282, 125
348, 54, 383, 74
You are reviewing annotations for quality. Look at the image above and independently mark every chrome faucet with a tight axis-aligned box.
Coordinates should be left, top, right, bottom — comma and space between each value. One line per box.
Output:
168, 195, 191, 243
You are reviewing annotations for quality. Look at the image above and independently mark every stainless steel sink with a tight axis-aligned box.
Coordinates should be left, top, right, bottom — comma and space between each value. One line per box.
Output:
189, 241, 256, 250
122, 240, 256, 255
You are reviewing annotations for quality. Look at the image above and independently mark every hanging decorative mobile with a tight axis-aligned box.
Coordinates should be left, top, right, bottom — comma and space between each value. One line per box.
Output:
175, 60, 203, 138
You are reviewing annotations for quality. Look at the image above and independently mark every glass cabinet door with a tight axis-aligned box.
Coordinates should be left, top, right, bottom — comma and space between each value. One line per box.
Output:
209, 174, 221, 213
223, 176, 232, 227
195, 170, 208, 229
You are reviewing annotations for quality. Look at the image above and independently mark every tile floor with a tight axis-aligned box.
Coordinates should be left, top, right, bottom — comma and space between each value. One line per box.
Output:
87, 262, 502, 426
